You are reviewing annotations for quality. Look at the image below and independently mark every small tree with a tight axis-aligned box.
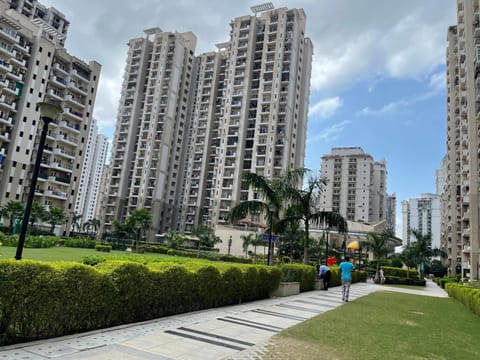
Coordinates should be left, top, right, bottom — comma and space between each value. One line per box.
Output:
47, 207, 66, 234
30, 202, 47, 231
241, 233, 254, 257
367, 231, 390, 283
3, 200, 24, 234
128, 208, 152, 252
70, 212, 82, 233
165, 230, 184, 249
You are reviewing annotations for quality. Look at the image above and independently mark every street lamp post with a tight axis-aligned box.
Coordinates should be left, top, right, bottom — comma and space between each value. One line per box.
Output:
15, 102, 63, 260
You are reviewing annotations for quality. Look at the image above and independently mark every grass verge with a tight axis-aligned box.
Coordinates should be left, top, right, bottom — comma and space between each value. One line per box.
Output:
264, 291, 480, 360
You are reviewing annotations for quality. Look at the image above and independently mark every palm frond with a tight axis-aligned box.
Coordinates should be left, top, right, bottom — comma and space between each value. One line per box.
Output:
310, 211, 348, 233
228, 200, 269, 223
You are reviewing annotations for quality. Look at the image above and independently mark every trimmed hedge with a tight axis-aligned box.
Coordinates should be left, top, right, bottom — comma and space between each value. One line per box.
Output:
95, 244, 112, 252
438, 276, 460, 289
384, 276, 426, 286
446, 283, 480, 317
1, 235, 57, 248
383, 266, 419, 279
280, 264, 317, 292
0, 259, 281, 345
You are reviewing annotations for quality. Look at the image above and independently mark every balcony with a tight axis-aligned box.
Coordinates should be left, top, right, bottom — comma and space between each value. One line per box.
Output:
47, 88, 63, 101
69, 81, 88, 96
52, 162, 73, 172
53, 147, 76, 160
0, 59, 12, 73
65, 94, 86, 108
56, 133, 78, 146
64, 108, 83, 121
45, 190, 67, 200
53, 63, 69, 75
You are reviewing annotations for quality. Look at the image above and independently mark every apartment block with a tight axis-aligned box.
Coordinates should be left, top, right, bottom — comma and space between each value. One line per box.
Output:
73, 118, 108, 225
105, 5, 313, 236
402, 194, 441, 250
0, 0, 101, 234
442, 0, 480, 280
385, 193, 396, 235
319, 147, 387, 223
104, 28, 196, 235
181, 6, 313, 231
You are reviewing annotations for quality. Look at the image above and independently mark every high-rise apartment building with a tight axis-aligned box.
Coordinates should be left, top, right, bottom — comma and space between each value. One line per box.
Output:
402, 193, 441, 250
442, 0, 480, 280
105, 5, 313, 236
104, 28, 197, 235
385, 193, 396, 235
73, 118, 108, 225
0, 0, 101, 234
319, 147, 387, 223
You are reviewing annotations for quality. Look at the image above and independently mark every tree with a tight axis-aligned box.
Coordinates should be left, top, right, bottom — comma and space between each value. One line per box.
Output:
83, 218, 100, 237
30, 202, 47, 231
2, 200, 24, 234
407, 229, 445, 279
127, 208, 152, 252
241, 233, 254, 257
47, 206, 66, 234
112, 219, 133, 240
229, 171, 296, 265
70, 212, 83, 233
278, 174, 348, 264
164, 230, 184, 249
367, 231, 391, 283
193, 225, 222, 250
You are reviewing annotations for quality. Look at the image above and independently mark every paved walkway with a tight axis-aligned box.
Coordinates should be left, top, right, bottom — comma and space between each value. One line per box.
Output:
0, 280, 447, 360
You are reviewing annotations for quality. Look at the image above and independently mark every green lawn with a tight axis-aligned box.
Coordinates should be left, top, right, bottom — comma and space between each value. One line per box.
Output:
0, 246, 209, 264
264, 291, 480, 360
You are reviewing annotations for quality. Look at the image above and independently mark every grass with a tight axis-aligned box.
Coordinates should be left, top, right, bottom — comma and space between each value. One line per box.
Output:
264, 291, 480, 360
382, 283, 426, 291
0, 245, 211, 264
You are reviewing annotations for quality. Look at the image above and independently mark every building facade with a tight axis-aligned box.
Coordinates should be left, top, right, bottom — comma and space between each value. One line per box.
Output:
385, 193, 396, 235
0, 0, 101, 234
104, 28, 197, 235
402, 193, 441, 250
318, 147, 387, 223
73, 117, 108, 225
442, 0, 480, 280
105, 5, 313, 236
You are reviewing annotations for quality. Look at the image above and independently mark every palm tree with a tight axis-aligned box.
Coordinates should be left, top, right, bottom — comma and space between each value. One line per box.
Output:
408, 229, 445, 279
70, 212, 82, 234
30, 202, 47, 231
3, 200, 24, 234
278, 174, 348, 264
367, 231, 391, 283
241, 233, 254, 257
229, 171, 296, 265
128, 208, 152, 252
47, 206, 66, 234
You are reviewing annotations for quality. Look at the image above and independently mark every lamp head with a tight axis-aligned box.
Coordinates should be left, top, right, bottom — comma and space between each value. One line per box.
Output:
37, 101, 63, 119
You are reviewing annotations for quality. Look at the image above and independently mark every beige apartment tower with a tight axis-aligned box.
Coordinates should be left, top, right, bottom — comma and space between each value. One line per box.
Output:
0, 0, 100, 234
105, 4, 313, 237
442, 0, 480, 280
181, 6, 313, 231
319, 147, 387, 223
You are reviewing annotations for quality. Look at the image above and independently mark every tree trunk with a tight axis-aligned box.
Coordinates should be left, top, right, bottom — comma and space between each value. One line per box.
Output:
303, 222, 309, 264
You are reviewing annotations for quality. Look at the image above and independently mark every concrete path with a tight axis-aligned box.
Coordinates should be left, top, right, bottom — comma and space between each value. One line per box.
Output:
0, 280, 447, 360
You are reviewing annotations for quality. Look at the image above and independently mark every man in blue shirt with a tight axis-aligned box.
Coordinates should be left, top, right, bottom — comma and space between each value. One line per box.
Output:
318, 264, 331, 290
339, 257, 355, 302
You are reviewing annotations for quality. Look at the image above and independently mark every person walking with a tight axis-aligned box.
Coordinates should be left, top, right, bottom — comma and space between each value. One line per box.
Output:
318, 263, 331, 290
379, 267, 386, 284
339, 257, 355, 302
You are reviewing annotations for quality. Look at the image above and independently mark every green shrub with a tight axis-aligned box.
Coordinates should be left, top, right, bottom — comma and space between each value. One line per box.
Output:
279, 264, 316, 292
95, 244, 112, 252
82, 255, 107, 266
1, 235, 58, 248
63, 238, 96, 249
384, 276, 426, 286
383, 266, 418, 279
0, 259, 282, 345
446, 283, 480, 317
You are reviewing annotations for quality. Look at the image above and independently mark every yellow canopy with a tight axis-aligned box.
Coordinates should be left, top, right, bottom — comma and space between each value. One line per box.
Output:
347, 240, 360, 250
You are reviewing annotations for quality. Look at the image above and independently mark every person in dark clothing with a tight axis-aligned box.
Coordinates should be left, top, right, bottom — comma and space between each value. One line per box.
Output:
318, 263, 332, 290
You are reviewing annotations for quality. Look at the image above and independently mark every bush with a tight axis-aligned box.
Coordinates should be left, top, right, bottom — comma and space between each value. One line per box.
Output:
82, 255, 107, 266
1, 235, 57, 248
63, 238, 96, 249
279, 264, 316, 292
383, 266, 419, 279
446, 283, 480, 317
95, 244, 112, 252
0, 259, 282, 345
384, 276, 426, 286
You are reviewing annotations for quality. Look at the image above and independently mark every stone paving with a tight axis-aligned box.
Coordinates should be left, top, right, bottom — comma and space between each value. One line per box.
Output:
0, 280, 447, 360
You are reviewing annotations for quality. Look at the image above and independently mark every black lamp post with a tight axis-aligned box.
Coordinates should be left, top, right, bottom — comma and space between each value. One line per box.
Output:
15, 101, 63, 260
324, 229, 329, 264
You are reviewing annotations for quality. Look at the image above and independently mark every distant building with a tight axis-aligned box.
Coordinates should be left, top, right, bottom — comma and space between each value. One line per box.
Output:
385, 193, 396, 235
402, 193, 441, 250
319, 147, 387, 223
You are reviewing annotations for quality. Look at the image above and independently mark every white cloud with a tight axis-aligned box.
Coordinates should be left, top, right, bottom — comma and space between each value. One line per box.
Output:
357, 99, 410, 116
307, 120, 351, 144
309, 97, 343, 119
429, 71, 446, 93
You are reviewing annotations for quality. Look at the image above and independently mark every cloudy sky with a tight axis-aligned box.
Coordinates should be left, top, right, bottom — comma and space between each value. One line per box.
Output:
41, 0, 456, 236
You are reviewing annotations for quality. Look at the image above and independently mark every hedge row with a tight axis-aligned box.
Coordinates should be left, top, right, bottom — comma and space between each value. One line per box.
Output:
1, 235, 97, 249
280, 264, 317, 291
0, 259, 281, 345
445, 283, 480, 317
383, 266, 419, 279
437, 276, 460, 289
384, 276, 426, 286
